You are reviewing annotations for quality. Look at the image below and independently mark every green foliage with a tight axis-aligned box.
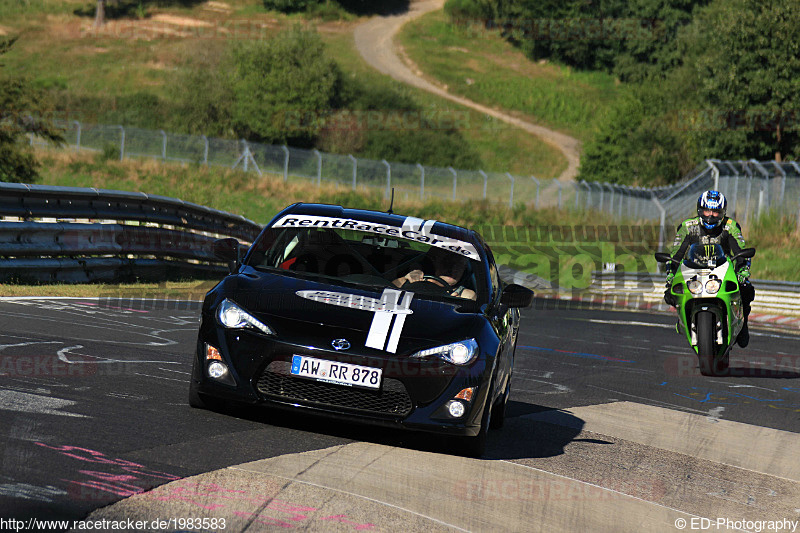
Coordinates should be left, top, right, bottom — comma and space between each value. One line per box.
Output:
0, 37, 62, 183
580, 86, 693, 186
444, 0, 493, 21
262, 0, 409, 16
681, 0, 800, 161
99, 143, 121, 162
262, 0, 315, 12
170, 42, 235, 138
230, 25, 342, 146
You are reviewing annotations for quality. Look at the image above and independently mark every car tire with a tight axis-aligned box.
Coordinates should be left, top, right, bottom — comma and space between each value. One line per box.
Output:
458, 382, 494, 458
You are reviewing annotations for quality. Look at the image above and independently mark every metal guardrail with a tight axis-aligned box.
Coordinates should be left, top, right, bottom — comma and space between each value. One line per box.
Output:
589, 272, 800, 317
0, 182, 262, 283
499, 266, 800, 318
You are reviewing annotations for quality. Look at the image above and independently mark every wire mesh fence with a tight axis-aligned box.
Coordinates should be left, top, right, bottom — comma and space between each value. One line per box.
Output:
29, 121, 800, 245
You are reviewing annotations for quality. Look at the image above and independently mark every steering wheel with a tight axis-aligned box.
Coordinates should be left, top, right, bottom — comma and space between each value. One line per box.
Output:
404, 275, 453, 294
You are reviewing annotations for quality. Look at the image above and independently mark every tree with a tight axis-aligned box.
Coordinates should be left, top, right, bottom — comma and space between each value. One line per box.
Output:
579, 85, 693, 186
685, 0, 800, 161
230, 25, 342, 146
0, 37, 62, 183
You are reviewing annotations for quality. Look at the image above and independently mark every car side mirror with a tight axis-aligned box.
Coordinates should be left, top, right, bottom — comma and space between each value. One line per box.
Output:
732, 248, 756, 261
213, 238, 241, 273
500, 283, 534, 308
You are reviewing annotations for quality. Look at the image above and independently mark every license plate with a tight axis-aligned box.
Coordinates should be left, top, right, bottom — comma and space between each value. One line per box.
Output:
290, 355, 382, 389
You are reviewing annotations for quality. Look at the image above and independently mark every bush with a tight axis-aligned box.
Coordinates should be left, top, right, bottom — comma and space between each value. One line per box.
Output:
262, 0, 316, 13
169, 41, 234, 137
444, 0, 491, 23
230, 25, 342, 146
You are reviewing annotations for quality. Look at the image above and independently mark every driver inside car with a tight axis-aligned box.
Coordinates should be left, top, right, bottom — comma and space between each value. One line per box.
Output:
393, 247, 477, 300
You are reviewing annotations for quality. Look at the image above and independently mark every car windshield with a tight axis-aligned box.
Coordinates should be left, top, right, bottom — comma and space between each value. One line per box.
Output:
245, 222, 486, 303
684, 243, 727, 269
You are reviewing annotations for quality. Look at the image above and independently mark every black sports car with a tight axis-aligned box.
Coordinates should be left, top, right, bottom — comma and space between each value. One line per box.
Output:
190, 203, 533, 456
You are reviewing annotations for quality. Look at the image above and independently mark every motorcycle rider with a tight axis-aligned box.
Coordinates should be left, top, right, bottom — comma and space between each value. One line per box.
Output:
664, 190, 754, 347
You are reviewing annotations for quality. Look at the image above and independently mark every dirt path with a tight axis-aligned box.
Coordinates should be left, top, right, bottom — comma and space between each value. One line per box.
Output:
353, 0, 582, 181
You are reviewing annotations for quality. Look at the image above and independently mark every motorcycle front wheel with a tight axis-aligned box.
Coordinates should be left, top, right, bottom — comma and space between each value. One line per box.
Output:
697, 311, 727, 376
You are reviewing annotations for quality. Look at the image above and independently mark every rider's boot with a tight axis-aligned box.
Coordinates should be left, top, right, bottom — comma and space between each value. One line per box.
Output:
736, 321, 749, 348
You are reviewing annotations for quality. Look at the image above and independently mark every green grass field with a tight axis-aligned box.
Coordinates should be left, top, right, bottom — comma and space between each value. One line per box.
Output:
397, 10, 620, 142
1, 0, 566, 177
3, 2, 799, 286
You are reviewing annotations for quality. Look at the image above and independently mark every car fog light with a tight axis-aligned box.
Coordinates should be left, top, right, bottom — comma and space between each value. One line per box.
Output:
208, 361, 228, 379
447, 400, 466, 418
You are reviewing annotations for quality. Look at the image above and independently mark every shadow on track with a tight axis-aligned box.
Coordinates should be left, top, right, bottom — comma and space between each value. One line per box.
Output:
196, 398, 588, 461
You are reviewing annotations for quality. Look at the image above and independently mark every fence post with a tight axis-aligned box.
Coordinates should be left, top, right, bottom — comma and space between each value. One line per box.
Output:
313, 149, 322, 186
382, 160, 391, 199
479, 170, 488, 199
418, 163, 425, 200
730, 172, 739, 218
651, 195, 666, 252
773, 161, 786, 211
160, 130, 167, 161
74, 121, 81, 152
202, 135, 208, 165
116, 125, 125, 161
603, 182, 614, 214
506, 173, 515, 207
349, 155, 357, 191
449, 167, 457, 201
530, 176, 540, 209
282, 145, 289, 182
598, 183, 605, 212
242, 140, 249, 172
709, 159, 720, 190
744, 174, 753, 227
557, 181, 563, 209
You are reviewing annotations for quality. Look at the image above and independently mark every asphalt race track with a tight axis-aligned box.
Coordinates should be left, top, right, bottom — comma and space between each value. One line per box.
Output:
1, 297, 799, 532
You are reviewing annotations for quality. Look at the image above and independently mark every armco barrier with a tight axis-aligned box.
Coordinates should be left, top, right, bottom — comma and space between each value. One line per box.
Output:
499, 266, 800, 319
0, 182, 262, 283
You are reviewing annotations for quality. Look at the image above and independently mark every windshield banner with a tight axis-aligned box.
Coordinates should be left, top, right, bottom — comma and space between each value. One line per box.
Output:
272, 215, 480, 260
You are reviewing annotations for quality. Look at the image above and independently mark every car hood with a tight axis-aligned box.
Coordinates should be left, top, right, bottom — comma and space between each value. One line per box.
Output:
215, 270, 485, 356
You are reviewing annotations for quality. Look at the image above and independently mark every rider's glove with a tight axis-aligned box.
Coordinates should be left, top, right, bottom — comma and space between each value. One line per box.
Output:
736, 267, 750, 285
665, 273, 674, 287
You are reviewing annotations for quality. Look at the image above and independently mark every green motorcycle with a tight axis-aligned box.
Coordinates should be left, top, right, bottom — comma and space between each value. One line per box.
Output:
655, 244, 756, 376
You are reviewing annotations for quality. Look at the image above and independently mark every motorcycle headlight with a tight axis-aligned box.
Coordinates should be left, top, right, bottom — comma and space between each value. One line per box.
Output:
705, 279, 721, 294
217, 299, 274, 335
686, 280, 703, 295
411, 338, 478, 365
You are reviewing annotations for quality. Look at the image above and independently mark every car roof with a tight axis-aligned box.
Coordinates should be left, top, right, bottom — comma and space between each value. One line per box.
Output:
270, 203, 483, 248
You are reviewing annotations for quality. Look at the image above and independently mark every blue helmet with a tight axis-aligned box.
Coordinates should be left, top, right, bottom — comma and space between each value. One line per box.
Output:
697, 190, 727, 229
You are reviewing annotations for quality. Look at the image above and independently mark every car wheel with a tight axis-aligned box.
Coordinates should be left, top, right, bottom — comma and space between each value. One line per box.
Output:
458, 383, 493, 458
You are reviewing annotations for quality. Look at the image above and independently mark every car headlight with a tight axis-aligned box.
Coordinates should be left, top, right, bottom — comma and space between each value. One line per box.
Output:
411, 338, 478, 365
705, 279, 721, 294
217, 299, 274, 335
686, 280, 703, 295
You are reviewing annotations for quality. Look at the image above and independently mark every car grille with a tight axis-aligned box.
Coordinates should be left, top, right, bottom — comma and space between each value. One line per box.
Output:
256, 361, 413, 418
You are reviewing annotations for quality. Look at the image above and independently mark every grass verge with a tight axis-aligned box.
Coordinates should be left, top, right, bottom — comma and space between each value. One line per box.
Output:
3, 0, 565, 177
397, 10, 620, 143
